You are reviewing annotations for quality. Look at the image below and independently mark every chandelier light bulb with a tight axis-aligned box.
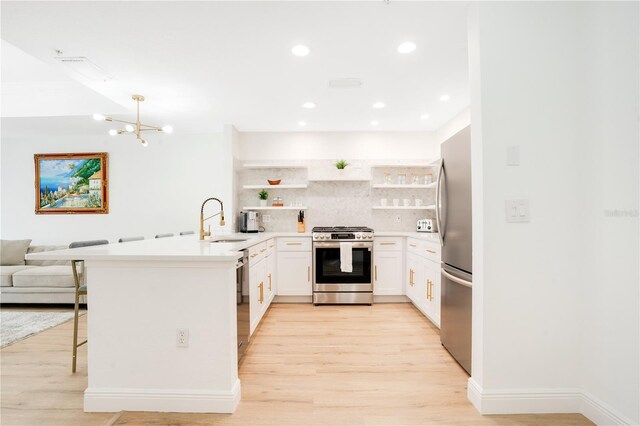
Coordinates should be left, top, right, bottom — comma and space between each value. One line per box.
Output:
125, 124, 135, 132
108, 129, 118, 136
161, 125, 173, 134
140, 139, 148, 147
93, 113, 106, 121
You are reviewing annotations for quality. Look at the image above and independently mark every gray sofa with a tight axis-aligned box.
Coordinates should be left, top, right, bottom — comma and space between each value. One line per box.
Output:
1, 241, 81, 304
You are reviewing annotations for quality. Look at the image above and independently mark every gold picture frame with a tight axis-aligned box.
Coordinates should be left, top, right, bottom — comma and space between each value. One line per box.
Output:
34, 152, 109, 214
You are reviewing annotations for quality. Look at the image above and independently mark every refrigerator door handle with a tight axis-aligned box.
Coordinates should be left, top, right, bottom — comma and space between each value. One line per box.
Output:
435, 159, 445, 247
442, 269, 472, 288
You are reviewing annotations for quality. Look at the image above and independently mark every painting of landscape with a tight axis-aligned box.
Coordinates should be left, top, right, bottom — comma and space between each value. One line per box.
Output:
34, 153, 109, 214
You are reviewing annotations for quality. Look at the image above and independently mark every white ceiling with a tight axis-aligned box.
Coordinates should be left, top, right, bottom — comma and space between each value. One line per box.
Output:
1, 1, 470, 134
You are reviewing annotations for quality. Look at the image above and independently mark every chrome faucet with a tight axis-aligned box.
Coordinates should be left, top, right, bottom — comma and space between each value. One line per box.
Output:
200, 197, 225, 240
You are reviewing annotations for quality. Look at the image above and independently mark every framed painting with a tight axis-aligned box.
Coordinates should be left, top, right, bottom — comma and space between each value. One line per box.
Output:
34, 152, 109, 214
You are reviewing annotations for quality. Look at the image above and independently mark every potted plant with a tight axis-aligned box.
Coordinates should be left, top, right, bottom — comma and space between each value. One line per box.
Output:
335, 159, 349, 172
258, 190, 269, 207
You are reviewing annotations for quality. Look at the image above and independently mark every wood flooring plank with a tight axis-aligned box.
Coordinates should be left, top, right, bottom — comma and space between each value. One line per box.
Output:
1, 303, 592, 426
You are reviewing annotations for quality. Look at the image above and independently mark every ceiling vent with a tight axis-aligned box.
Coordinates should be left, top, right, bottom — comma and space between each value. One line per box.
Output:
53, 56, 113, 81
328, 78, 362, 89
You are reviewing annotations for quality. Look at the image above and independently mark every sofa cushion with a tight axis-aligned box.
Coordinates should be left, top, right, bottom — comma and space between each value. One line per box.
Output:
1, 239, 32, 266
0, 265, 38, 287
12, 265, 75, 288
25, 246, 69, 266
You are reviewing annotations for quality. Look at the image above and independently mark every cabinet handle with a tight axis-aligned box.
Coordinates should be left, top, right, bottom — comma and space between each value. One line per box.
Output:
308, 266, 311, 282
379, 242, 396, 246
268, 273, 272, 291
426, 279, 431, 300
260, 248, 267, 252
258, 282, 264, 304
409, 243, 417, 248
250, 253, 258, 258
269, 245, 274, 248
374, 266, 378, 281
409, 269, 414, 286
426, 249, 436, 254
287, 242, 303, 246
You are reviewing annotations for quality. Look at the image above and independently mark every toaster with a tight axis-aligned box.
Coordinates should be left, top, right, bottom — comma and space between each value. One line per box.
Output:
417, 219, 435, 233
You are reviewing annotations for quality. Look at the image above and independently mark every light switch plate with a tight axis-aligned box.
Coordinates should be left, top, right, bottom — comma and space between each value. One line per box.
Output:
507, 146, 520, 166
505, 199, 530, 223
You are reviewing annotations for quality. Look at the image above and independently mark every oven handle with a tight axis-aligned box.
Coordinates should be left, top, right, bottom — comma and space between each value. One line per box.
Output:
313, 242, 373, 249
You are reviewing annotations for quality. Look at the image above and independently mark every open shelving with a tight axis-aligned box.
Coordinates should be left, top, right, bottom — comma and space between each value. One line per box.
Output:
242, 163, 308, 170
242, 184, 308, 190
371, 183, 437, 189
371, 205, 436, 210
242, 206, 307, 211
308, 177, 372, 182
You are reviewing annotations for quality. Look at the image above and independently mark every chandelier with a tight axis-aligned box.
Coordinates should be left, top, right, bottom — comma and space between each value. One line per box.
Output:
92, 94, 172, 147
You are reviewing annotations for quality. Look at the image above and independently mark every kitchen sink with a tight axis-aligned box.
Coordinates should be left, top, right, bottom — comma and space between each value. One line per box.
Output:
210, 238, 250, 243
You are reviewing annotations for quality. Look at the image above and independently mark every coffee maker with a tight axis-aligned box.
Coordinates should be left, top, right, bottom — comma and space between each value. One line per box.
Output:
239, 211, 260, 233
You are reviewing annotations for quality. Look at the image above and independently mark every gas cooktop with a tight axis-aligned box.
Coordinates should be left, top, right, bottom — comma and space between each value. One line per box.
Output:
312, 226, 374, 241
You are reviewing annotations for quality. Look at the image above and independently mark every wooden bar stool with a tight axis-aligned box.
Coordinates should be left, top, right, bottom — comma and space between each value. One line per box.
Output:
69, 239, 109, 373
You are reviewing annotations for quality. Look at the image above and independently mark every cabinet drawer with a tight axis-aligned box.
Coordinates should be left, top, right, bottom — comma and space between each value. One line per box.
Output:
248, 241, 268, 263
407, 237, 441, 262
423, 240, 441, 263
374, 237, 403, 252
266, 238, 276, 256
406, 238, 423, 256
277, 237, 311, 252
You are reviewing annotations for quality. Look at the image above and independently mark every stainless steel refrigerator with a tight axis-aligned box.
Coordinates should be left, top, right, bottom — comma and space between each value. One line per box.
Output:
436, 125, 473, 375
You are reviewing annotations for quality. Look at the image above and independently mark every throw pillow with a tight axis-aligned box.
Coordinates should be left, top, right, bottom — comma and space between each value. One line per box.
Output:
1, 239, 32, 266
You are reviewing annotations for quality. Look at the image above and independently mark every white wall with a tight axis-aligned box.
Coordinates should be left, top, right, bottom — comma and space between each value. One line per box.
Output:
0, 129, 229, 244
237, 131, 439, 161
578, 2, 639, 424
435, 107, 470, 145
469, 2, 639, 424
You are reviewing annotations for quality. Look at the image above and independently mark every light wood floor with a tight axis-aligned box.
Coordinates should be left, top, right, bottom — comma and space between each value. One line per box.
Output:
1, 303, 592, 426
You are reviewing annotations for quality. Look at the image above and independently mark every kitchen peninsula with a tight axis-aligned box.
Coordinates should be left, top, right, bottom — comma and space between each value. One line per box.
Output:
25, 234, 266, 413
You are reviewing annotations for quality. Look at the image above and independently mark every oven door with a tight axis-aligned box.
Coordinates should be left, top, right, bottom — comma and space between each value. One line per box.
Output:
313, 241, 373, 292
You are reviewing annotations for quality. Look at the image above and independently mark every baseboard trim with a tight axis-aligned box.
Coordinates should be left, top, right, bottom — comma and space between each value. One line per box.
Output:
467, 378, 635, 425
580, 391, 635, 426
84, 379, 241, 413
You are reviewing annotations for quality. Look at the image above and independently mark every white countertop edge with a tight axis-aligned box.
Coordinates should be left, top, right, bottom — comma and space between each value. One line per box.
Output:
25, 231, 439, 261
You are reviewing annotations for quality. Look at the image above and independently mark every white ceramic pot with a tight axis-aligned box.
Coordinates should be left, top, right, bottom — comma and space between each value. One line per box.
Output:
259, 200, 267, 207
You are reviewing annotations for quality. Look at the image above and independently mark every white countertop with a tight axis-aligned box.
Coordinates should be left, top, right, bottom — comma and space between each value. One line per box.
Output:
26, 231, 439, 262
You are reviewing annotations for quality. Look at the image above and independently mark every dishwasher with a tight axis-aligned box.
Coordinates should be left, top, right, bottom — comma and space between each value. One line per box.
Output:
236, 250, 250, 363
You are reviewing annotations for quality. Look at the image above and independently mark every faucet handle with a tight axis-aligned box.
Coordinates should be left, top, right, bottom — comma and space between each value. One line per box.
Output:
207, 224, 211, 236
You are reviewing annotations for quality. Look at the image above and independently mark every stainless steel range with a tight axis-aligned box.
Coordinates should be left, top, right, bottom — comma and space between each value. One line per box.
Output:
312, 226, 374, 305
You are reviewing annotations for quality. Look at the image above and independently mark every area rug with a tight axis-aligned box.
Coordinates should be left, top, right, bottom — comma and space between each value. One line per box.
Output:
1, 311, 84, 348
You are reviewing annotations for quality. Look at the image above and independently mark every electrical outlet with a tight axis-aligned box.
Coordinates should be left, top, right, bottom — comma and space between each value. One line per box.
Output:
262, 214, 271, 223
176, 328, 189, 348
394, 215, 401, 223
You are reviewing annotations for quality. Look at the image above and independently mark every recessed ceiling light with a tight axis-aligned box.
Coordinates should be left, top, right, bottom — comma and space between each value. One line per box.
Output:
420, 114, 430, 120
370, 121, 379, 126
302, 102, 316, 109
298, 121, 307, 127
440, 94, 450, 102
397, 42, 416, 54
372, 102, 386, 109
291, 45, 310, 57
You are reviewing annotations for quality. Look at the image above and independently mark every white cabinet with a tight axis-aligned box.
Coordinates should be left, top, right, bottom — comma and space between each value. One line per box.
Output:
266, 243, 276, 304
374, 237, 404, 296
276, 251, 312, 296
423, 258, 441, 327
406, 252, 422, 304
249, 256, 267, 335
406, 237, 441, 328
